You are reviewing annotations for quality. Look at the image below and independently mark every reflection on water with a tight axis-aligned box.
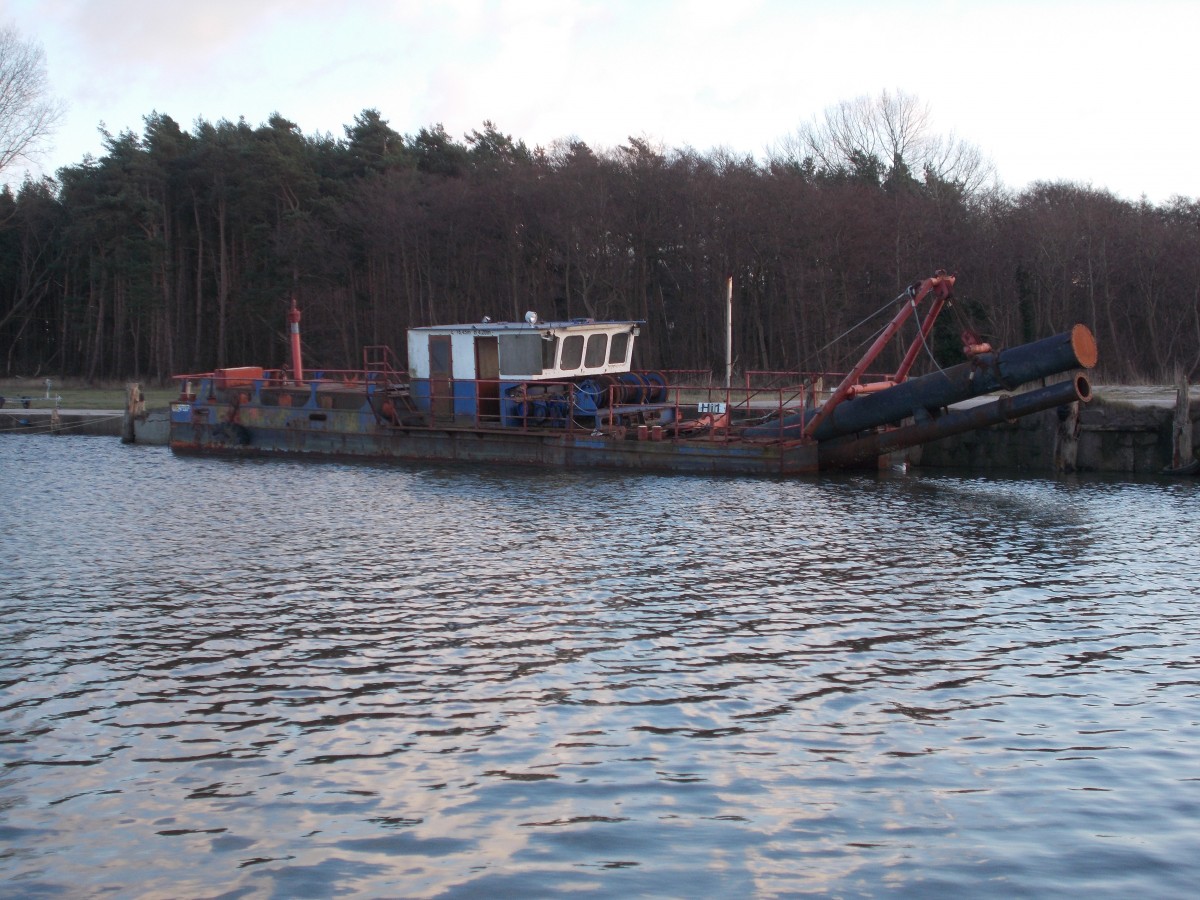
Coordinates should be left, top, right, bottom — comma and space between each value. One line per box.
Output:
2, 435, 1199, 897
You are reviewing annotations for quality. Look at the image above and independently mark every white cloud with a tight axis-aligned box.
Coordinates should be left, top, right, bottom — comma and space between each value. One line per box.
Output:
5, 0, 1200, 201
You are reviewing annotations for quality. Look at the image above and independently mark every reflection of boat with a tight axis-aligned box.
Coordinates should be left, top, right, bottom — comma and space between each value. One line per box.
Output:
169, 273, 1097, 475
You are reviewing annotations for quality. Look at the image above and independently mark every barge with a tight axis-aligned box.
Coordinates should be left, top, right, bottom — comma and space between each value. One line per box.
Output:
169, 272, 1098, 475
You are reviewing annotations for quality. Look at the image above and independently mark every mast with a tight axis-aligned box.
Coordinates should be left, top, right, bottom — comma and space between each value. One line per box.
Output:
288, 298, 304, 382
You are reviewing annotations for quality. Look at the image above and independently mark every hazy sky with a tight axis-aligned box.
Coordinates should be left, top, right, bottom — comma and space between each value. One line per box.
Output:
6, 0, 1199, 202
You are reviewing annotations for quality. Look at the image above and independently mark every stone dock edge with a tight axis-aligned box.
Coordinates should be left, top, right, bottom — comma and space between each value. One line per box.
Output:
1, 386, 1196, 475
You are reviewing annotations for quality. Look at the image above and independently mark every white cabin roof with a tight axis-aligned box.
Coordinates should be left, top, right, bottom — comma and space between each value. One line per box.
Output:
407, 318, 642, 381
407, 318, 639, 336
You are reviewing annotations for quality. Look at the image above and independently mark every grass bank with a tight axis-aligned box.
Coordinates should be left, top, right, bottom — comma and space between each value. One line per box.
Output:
0, 378, 177, 411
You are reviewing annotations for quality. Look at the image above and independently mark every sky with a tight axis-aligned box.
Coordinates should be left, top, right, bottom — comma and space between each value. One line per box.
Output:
5, 0, 1199, 203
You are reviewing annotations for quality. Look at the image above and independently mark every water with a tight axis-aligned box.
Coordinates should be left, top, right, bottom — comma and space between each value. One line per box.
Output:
2, 435, 1199, 898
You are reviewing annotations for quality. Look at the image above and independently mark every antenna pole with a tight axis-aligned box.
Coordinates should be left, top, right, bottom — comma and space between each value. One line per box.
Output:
725, 276, 733, 390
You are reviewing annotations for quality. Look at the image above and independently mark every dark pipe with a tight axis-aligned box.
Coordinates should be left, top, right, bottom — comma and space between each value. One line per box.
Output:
816, 374, 1091, 469
745, 324, 1097, 441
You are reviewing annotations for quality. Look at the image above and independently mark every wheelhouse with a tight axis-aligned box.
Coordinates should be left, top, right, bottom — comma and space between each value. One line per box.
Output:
406, 315, 641, 422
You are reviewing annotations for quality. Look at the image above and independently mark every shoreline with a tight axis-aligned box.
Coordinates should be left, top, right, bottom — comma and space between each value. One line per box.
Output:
0, 407, 170, 443
2, 385, 1196, 475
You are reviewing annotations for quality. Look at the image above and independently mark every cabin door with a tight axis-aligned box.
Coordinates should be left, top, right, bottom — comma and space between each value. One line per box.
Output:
475, 336, 500, 423
428, 335, 453, 423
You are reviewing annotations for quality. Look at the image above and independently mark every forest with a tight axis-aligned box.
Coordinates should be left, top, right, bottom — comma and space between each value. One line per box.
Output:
2, 105, 1199, 385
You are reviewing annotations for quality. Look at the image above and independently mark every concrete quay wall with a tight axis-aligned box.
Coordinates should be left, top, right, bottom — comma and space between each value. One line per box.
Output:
3, 387, 1196, 475
909, 386, 1198, 474
0, 408, 169, 443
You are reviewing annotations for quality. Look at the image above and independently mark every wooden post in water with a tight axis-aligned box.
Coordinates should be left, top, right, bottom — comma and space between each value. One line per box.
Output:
122, 382, 145, 444
1171, 368, 1193, 469
1053, 397, 1080, 473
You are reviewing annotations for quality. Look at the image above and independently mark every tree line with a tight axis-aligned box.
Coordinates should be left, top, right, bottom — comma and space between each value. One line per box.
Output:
2, 107, 1198, 385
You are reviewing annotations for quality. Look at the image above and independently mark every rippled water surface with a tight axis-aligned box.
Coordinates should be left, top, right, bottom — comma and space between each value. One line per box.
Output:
2, 435, 1199, 898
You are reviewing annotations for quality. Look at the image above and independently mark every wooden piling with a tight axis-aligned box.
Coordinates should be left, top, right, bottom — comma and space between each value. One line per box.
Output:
1053, 399, 1080, 473
121, 382, 145, 444
1171, 368, 1193, 469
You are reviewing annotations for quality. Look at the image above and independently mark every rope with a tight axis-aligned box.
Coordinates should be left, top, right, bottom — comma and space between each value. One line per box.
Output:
0, 412, 126, 436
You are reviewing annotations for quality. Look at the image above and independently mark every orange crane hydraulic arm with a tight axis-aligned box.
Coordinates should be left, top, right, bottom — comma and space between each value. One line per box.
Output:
802, 271, 956, 439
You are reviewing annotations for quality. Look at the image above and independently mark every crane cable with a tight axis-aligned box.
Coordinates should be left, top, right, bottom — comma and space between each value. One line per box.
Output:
799, 289, 911, 373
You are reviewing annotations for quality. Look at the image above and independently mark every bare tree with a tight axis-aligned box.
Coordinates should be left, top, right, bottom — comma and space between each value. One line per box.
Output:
775, 89, 995, 196
0, 24, 64, 177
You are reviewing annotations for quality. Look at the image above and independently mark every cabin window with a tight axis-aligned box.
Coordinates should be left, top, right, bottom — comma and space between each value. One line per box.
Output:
560, 335, 584, 370
609, 332, 630, 364
498, 333, 544, 377
541, 335, 559, 370
584, 333, 608, 368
